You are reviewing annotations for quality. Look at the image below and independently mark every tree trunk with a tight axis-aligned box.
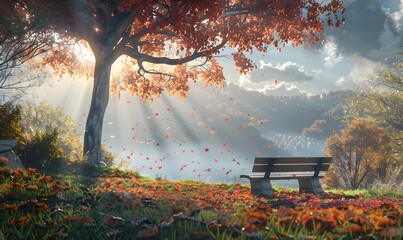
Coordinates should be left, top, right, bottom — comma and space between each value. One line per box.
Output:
83, 47, 112, 164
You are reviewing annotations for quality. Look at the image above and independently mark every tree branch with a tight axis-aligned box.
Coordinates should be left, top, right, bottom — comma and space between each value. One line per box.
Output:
116, 40, 227, 66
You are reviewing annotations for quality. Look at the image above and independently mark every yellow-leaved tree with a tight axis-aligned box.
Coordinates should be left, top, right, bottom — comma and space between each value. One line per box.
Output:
325, 119, 391, 190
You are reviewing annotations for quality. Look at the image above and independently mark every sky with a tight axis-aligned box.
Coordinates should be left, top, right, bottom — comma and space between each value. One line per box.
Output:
11, 0, 402, 99
2, 0, 402, 184
218, 0, 402, 96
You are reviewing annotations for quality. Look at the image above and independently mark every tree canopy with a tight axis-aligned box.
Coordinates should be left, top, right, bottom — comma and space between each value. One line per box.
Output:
325, 120, 391, 190
346, 61, 402, 157
2, 0, 345, 163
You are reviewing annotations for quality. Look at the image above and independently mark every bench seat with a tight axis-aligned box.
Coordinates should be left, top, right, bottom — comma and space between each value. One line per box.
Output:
240, 157, 332, 197
240, 173, 325, 180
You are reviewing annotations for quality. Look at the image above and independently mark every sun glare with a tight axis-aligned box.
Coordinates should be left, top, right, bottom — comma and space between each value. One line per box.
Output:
74, 41, 95, 63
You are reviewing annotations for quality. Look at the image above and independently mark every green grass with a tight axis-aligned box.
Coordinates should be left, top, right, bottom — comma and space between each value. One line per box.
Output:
0, 161, 402, 240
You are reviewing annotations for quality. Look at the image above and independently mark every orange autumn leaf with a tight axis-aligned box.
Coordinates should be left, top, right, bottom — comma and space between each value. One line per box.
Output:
63, 217, 82, 225
105, 216, 125, 227
0, 183, 12, 191
44, 228, 68, 240
137, 224, 159, 238
13, 182, 25, 190
35, 202, 49, 211
26, 185, 39, 191
81, 217, 96, 227
0, 203, 18, 211
9, 216, 30, 227
0, 156, 8, 164
341, 224, 362, 233
370, 215, 395, 231
380, 227, 402, 238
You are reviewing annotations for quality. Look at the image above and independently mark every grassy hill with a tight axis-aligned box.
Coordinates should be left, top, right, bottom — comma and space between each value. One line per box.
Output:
0, 158, 402, 240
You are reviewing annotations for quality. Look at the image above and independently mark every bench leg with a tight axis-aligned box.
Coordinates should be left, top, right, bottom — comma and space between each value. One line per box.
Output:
298, 178, 324, 194
250, 179, 274, 197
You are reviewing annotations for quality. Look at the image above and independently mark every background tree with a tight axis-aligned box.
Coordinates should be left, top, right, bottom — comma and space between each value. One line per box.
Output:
0, 103, 23, 142
4, 0, 345, 163
0, 1, 52, 100
345, 60, 402, 187
325, 119, 391, 190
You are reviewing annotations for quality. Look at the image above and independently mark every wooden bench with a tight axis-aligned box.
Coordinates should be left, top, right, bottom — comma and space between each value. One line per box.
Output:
240, 157, 332, 197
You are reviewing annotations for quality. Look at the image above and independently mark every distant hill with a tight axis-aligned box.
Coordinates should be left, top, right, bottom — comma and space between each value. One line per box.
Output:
102, 83, 351, 182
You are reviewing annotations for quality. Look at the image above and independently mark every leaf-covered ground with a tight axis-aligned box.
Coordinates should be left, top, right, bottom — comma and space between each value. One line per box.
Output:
0, 159, 402, 239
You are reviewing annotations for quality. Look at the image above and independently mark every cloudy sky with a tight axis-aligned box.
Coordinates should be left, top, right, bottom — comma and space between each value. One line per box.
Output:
15, 0, 402, 101
218, 0, 402, 96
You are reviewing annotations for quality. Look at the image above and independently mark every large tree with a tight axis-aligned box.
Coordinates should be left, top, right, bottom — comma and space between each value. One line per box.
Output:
3, 0, 344, 163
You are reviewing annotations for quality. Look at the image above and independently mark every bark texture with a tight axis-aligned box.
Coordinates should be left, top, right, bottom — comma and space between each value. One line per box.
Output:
83, 46, 112, 164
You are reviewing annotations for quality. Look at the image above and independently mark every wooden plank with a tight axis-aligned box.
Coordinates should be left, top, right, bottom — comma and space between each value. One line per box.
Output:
252, 164, 330, 173
254, 157, 332, 165
240, 173, 324, 180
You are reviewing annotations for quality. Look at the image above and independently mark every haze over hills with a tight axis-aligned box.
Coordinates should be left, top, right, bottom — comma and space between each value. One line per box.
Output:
99, 83, 351, 182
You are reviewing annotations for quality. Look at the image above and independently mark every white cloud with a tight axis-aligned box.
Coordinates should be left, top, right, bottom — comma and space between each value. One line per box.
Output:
323, 37, 343, 68
247, 61, 315, 83
387, 0, 403, 30
262, 82, 310, 96
236, 72, 310, 96
336, 77, 347, 86
347, 57, 380, 84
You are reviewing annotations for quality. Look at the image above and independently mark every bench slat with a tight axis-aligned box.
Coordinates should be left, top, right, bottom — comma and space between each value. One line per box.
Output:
252, 163, 330, 173
240, 173, 325, 180
254, 157, 332, 165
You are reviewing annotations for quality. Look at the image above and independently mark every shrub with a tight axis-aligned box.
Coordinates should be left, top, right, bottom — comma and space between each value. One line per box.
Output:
0, 102, 115, 172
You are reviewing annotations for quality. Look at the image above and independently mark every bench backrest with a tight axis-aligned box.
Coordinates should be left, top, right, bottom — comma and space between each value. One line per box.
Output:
252, 157, 332, 179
